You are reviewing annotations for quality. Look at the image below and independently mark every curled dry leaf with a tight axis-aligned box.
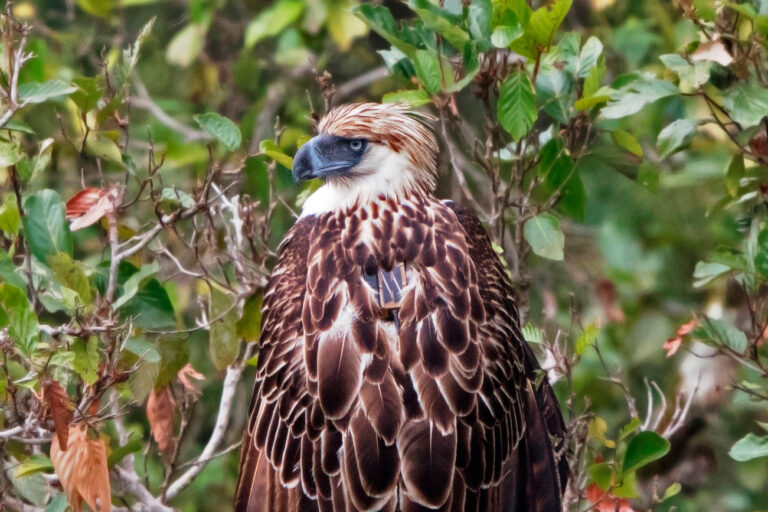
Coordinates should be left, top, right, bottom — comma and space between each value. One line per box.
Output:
42, 378, 74, 450
691, 35, 733, 67
147, 386, 176, 456
66, 186, 122, 231
177, 363, 205, 397
50, 424, 111, 512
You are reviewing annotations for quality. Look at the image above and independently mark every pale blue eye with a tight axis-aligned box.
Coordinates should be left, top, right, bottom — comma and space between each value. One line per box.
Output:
349, 139, 364, 151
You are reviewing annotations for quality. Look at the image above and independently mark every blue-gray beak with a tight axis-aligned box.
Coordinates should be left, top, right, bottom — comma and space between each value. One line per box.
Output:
292, 135, 367, 183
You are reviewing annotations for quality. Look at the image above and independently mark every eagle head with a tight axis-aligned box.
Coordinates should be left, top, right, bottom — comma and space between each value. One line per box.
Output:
292, 103, 438, 201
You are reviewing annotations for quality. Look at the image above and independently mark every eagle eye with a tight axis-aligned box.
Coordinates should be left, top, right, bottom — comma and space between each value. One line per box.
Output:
348, 139, 365, 152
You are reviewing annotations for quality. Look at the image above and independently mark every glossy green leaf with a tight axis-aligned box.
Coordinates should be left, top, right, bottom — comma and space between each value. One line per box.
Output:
194, 113, 242, 151
352, 4, 419, 58
22, 190, 73, 262
408, 0, 468, 51
693, 261, 731, 288
498, 69, 537, 141
113, 262, 160, 310
623, 431, 670, 474
588, 462, 613, 489
611, 129, 643, 157
509, 0, 573, 59
695, 316, 748, 353
524, 214, 564, 260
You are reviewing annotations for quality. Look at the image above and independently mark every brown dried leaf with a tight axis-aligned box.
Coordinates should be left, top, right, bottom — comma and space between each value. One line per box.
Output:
177, 363, 204, 398
50, 424, 112, 512
43, 379, 74, 450
147, 386, 176, 456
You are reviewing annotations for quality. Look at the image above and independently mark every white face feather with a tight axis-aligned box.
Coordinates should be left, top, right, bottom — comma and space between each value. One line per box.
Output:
300, 144, 419, 217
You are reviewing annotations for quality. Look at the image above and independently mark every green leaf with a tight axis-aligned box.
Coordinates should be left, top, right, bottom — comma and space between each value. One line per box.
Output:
30, 138, 54, 182
194, 113, 242, 151
17, 80, 77, 104
113, 262, 160, 310
85, 133, 123, 164
123, 336, 161, 364
662, 482, 682, 501
509, 0, 573, 59
22, 190, 73, 262
695, 316, 748, 353
160, 188, 195, 209
408, 0, 468, 51
620, 417, 642, 440
723, 81, 768, 127
623, 431, 670, 474
259, 140, 293, 168
498, 69, 537, 141
166, 23, 207, 68
48, 253, 93, 305
0, 195, 21, 235
491, 24, 524, 48
726, 153, 745, 198
353, 4, 419, 58
0, 283, 38, 354
576, 36, 603, 78
601, 78, 678, 119
588, 462, 613, 489
0, 249, 26, 290
575, 323, 600, 355
412, 50, 443, 94
245, 0, 305, 48
611, 129, 643, 157
2, 119, 35, 134
756, 228, 768, 278
129, 359, 159, 403
209, 286, 240, 369
692, 261, 731, 288
108, 437, 143, 468
536, 68, 572, 124
382, 89, 432, 107
156, 335, 189, 388
15, 455, 53, 478
657, 119, 696, 158
522, 323, 543, 343
729, 433, 768, 461
468, 0, 492, 41
0, 140, 23, 167
72, 337, 99, 385
524, 214, 564, 260
70, 76, 102, 113
660, 54, 711, 91
236, 294, 263, 342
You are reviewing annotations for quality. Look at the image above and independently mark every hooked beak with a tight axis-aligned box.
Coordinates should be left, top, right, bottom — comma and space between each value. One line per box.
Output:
292, 136, 356, 183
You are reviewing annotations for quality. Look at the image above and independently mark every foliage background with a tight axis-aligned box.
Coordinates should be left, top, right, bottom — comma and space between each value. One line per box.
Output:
2, 0, 768, 511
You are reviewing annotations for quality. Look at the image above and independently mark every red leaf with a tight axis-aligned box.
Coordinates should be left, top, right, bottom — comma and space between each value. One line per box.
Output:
586, 483, 635, 512
43, 378, 74, 450
66, 186, 121, 232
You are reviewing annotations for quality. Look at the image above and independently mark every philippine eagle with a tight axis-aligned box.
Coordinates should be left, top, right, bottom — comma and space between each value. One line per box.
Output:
235, 103, 568, 512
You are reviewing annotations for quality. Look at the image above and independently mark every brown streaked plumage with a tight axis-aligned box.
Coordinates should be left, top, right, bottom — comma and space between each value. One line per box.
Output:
235, 103, 568, 512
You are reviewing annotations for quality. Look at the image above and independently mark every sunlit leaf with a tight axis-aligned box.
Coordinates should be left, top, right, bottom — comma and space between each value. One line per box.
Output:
245, 0, 304, 48
259, 140, 293, 168
18, 80, 77, 104
730, 433, 768, 461
0, 283, 38, 354
623, 431, 670, 474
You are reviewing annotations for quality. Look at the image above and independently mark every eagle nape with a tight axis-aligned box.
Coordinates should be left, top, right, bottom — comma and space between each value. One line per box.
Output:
235, 103, 568, 512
